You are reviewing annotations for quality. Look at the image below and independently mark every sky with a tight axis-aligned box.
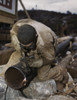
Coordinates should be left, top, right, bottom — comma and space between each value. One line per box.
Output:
18, 0, 77, 14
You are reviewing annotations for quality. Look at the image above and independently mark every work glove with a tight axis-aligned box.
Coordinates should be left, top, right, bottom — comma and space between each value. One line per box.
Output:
30, 59, 43, 68
48, 65, 69, 84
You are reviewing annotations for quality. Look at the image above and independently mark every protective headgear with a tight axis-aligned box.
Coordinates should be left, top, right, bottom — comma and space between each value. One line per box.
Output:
17, 24, 37, 51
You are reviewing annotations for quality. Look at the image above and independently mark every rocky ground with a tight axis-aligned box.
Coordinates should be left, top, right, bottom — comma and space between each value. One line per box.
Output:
0, 36, 77, 100
0, 76, 77, 100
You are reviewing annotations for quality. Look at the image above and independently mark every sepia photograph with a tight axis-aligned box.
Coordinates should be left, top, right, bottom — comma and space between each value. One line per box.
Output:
0, 0, 77, 100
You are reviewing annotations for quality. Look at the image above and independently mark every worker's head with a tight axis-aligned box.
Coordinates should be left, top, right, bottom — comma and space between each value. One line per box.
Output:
17, 24, 38, 52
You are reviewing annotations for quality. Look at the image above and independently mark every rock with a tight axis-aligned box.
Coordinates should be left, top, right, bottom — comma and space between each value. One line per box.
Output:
68, 72, 74, 82
57, 54, 77, 78
0, 86, 39, 100
23, 77, 57, 100
0, 48, 14, 65
0, 77, 7, 99
17, 97, 39, 100
0, 76, 56, 100
0, 74, 76, 100
59, 55, 72, 67
56, 38, 73, 57
0, 77, 22, 100
74, 53, 77, 58
74, 86, 77, 93
5, 87, 21, 100
47, 95, 76, 100
66, 51, 71, 55
74, 37, 77, 42
67, 58, 77, 78
72, 42, 77, 51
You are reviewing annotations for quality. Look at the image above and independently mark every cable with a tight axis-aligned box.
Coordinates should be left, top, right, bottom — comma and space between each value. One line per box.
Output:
4, 85, 8, 100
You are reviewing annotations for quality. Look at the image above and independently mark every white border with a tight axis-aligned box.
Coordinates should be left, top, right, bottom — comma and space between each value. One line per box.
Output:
0, 0, 16, 15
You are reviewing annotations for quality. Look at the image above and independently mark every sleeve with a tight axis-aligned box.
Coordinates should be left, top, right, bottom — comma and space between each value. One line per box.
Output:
30, 42, 56, 68
38, 42, 56, 66
10, 24, 21, 51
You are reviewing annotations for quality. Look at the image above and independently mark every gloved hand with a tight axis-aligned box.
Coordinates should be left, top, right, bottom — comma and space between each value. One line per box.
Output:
30, 59, 43, 68
48, 65, 69, 84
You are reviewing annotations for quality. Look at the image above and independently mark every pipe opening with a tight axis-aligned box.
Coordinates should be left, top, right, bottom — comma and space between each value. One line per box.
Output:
5, 67, 26, 90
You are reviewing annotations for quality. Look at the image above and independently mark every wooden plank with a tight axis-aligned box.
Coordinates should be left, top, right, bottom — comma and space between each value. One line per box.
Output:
0, 15, 14, 24
0, 34, 11, 41
0, 10, 16, 18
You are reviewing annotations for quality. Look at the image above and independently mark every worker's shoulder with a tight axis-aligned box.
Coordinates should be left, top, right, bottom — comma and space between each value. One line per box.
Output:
12, 19, 50, 29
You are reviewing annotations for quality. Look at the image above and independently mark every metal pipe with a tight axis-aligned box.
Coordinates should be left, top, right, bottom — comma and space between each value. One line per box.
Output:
5, 62, 37, 90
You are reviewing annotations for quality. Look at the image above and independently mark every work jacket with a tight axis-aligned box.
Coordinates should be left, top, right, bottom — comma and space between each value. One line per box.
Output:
10, 19, 57, 66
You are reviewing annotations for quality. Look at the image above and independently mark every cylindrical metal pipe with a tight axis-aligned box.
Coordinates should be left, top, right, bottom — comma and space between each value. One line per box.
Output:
5, 62, 37, 90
